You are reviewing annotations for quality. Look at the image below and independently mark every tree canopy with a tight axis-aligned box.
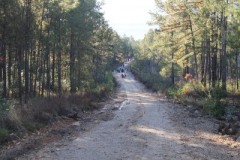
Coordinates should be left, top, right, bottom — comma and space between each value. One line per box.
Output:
0, 0, 132, 104
134, 0, 240, 93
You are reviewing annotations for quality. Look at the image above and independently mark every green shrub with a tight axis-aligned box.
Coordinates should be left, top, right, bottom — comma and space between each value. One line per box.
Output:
208, 87, 226, 99
176, 80, 206, 98
201, 87, 227, 118
203, 98, 226, 118
130, 62, 169, 92
0, 98, 10, 112
0, 128, 9, 143
166, 87, 180, 99
101, 71, 114, 92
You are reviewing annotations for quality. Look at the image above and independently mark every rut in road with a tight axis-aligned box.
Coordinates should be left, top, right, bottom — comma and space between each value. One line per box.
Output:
19, 71, 240, 160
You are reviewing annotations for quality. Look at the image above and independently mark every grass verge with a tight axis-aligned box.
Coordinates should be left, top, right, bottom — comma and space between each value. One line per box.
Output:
0, 82, 115, 145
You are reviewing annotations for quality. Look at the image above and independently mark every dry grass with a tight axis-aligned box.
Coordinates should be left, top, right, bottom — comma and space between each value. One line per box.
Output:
0, 89, 110, 145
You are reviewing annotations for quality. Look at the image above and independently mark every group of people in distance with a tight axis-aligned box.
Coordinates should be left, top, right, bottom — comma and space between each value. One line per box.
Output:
117, 64, 127, 78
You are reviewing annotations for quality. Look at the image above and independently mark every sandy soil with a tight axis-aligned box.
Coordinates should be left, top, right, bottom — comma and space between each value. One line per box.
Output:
17, 71, 240, 160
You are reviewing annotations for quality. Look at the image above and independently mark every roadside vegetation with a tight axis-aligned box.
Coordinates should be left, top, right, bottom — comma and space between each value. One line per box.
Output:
2, 0, 240, 146
130, 0, 240, 136
0, 0, 134, 145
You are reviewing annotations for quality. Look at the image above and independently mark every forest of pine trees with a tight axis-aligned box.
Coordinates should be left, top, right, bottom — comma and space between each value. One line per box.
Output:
0, 0, 132, 104
131, 0, 240, 117
2, 0, 240, 147
0, 0, 136, 145
133, 0, 240, 93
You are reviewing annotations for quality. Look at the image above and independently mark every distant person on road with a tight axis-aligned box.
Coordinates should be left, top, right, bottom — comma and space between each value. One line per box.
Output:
121, 66, 126, 78
121, 68, 124, 73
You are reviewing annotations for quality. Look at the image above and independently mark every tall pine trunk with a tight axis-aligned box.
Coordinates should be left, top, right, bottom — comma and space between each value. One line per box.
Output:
57, 18, 62, 95
189, 16, 198, 79
221, 15, 227, 93
70, 31, 76, 93
17, 48, 22, 104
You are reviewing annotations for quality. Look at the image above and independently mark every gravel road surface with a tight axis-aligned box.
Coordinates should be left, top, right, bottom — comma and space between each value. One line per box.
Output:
18, 71, 240, 160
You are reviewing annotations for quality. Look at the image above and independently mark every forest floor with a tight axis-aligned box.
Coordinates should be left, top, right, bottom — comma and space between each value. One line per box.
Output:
1, 71, 240, 160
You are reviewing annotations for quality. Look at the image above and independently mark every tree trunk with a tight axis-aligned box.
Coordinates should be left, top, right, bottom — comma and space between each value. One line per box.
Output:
201, 39, 206, 86
24, 0, 32, 103
221, 15, 227, 93
211, 45, 217, 88
18, 48, 22, 104
70, 31, 76, 93
51, 43, 55, 91
1, 25, 7, 98
236, 52, 239, 90
1, 2, 7, 97
189, 15, 198, 79
8, 45, 12, 97
46, 26, 51, 97
57, 18, 62, 95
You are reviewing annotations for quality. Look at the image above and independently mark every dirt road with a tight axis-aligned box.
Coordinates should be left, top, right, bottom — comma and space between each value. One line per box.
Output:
19, 71, 240, 160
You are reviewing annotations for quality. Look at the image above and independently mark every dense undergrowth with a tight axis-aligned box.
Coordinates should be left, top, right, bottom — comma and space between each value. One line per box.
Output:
130, 60, 240, 121
166, 81, 227, 118
130, 59, 171, 92
0, 76, 116, 145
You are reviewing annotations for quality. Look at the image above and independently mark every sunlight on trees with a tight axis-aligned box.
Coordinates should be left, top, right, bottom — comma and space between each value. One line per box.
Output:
131, 0, 240, 117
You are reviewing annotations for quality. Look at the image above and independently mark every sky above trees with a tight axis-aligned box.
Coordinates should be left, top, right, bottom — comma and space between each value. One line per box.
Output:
100, 0, 156, 40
